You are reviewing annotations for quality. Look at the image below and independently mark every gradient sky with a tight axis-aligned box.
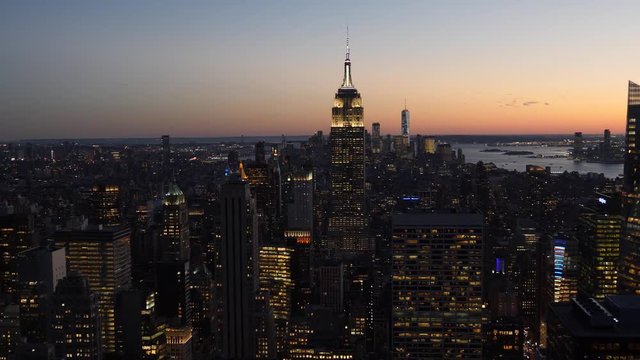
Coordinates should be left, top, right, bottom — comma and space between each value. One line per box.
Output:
2, 1, 640, 140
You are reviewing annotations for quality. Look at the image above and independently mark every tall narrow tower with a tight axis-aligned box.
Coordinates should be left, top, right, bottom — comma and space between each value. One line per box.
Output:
328, 35, 368, 254
219, 174, 257, 358
401, 102, 410, 138
620, 80, 640, 295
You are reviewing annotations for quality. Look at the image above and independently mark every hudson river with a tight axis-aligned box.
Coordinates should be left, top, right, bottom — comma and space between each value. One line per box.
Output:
453, 143, 623, 179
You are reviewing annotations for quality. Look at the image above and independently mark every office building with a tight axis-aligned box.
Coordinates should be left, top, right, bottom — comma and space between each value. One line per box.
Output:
258, 246, 293, 357
0, 214, 34, 296
328, 39, 368, 254
391, 213, 484, 359
573, 132, 584, 159
401, 105, 410, 143
424, 137, 436, 154
219, 174, 257, 359
547, 296, 640, 359
286, 171, 313, 231
88, 183, 121, 226
0, 304, 20, 360
155, 260, 191, 326
371, 122, 381, 153
548, 234, 578, 304
621, 80, 640, 295
14, 245, 66, 342
165, 326, 193, 360
51, 273, 102, 360
115, 289, 167, 359
577, 209, 622, 300
161, 182, 190, 261
55, 225, 132, 352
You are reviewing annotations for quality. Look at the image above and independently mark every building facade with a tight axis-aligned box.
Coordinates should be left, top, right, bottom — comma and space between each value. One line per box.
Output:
328, 42, 368, 254
391, 213, 484, 359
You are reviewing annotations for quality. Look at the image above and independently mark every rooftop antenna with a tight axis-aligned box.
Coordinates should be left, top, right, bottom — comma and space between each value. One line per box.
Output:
404, 98, 407, 110
346, 26, 350, 60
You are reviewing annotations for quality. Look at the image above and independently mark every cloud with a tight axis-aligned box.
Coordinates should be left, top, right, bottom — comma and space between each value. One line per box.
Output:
500, 97, 551, 107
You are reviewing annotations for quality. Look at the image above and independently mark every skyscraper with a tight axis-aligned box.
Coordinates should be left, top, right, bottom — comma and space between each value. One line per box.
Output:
51, 272, 102, 360
371, 122, 381, 154
258, 245, 293, 357
328, 38, 368, 254
621, 80, 640, 295
88, 183, 121, 226
55, 225, 132, 352
0, 213, 34, 296
219, 174, 257, 359
548, 234, 578, 304
573, 132, 584, 159
15, 245, 67, 342
401, 104, 409, 139
577, 208, 621, 300
391, 213, 484, 359
161, 182, 190, 261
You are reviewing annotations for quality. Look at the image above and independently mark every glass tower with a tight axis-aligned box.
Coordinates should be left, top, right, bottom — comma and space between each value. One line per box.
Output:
620, 80, 640, 295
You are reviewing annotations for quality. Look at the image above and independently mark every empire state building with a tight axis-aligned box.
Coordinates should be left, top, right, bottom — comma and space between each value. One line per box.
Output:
328, 40, 368, 254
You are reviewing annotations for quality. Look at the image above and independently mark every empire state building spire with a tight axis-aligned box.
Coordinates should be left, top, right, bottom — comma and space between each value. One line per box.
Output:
341, 28, 353, 89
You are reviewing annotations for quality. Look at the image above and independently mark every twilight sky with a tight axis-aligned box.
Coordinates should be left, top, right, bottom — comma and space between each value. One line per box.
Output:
2, 1, 640, 140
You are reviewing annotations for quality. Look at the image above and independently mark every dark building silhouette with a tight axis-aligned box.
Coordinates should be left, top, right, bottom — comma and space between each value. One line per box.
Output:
219, 174, 257, 359
51, 273, 102, 360
547, 296, 640, 359
115, 289, 167, 359
621, 80, 640, 295
14, 245, 66, 342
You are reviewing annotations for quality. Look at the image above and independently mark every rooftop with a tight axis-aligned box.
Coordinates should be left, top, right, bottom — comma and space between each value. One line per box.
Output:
392, 212, 484, 227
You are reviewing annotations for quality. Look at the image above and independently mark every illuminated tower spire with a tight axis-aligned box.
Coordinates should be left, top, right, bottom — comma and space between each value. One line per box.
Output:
341, 27, 353, 89
329, 33, 368, 254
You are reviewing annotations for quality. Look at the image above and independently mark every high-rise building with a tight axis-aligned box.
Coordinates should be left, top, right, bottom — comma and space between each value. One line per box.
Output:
255, 141, 267, 164
424, 137, 436, 154
0, 304, 20, 360
602, 128, 612, 161
51, 273, 102, 360
161, 182, 190, 261
573, 131, 584, 159
219, 174, 257, 359
621, 80, 640, 295
371, 122, 381, 154
547, 296, 640, 359
55, 225, 132, 352
245, 157, 280, 245
391, 213, 484, 359
548, 234, 578, 304
88, 183, 121, 226
328, 38, 368, 254
165, 326, 193, 360
14, 246, 66, 342
258, 246, 293, 357
115, 289, 167, 359
286, 171, 313, 231
401, 105, 410, 140
156, 260, 191, 326
577, 208, 622, 300
0, 214, 34, 296
315, 262, 344, 313
189, 264, 214, 355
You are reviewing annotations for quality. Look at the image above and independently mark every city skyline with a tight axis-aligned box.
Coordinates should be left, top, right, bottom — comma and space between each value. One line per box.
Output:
3, 1, 640, 140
